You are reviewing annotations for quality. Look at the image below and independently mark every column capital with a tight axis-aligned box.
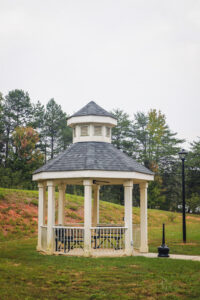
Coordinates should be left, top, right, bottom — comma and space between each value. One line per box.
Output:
123, 180, 133, 188
139, 182, 148, 189
38, 182, 46, 188
47, 180, 56, 187
83, 179, 93, 186
58, 183, 66, 190
93, 184, 100, 191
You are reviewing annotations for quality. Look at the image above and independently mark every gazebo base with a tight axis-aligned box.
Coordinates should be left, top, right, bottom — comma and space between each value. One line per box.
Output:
53, 248, 134, 257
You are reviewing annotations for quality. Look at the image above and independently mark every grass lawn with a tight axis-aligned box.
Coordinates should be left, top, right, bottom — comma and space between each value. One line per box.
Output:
0, 238, 200, 300
0, 188, 200, 299
149, 222, 200, 255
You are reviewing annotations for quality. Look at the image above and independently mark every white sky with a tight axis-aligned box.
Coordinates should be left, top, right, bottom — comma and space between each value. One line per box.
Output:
0, 0, 200, 148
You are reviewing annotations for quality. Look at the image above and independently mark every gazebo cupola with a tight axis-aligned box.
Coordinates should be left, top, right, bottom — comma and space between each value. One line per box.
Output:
67, 101, 117, 144
33, 100, 154, 257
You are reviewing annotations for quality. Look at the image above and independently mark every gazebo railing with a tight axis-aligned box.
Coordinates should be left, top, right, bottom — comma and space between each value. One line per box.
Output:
53, 225, 132, 253
47, 224, 140, 253
53, 226, 84, 253
91, 226, 126, 250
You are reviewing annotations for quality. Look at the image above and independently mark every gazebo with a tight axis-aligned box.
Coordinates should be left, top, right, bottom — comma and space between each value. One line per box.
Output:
33, 101, 154, 257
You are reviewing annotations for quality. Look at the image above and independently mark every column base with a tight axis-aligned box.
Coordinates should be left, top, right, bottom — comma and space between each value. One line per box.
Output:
36, 245, 41, 251
125, 247, 134, 256
46, 248, 54, 255
46, 241, 54, 254
84, 249, 92, 257
139, 246, 149, 253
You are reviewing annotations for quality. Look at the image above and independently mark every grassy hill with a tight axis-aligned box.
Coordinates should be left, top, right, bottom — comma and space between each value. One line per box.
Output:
0, 187, 200, 255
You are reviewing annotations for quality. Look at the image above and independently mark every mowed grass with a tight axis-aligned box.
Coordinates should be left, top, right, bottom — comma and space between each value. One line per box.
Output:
0, 238, 200, 300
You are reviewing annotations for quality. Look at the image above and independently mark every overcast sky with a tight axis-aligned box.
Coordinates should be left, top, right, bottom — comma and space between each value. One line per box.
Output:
0, 0, 200, 148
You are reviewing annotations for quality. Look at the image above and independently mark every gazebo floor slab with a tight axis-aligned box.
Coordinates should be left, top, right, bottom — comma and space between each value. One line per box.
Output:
53, 248, 129, 257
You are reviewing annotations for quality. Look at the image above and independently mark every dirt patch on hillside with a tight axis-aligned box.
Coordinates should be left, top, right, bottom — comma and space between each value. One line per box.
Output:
187, 216, 200, 221
0, 202, 38, 239
0, 200, 84, 240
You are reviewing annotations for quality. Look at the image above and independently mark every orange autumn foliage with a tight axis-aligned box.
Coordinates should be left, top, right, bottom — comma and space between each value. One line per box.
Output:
12, 127, 43, 164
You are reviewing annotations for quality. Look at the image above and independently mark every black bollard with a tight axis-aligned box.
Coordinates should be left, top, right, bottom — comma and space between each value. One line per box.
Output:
158, 223, 170, 257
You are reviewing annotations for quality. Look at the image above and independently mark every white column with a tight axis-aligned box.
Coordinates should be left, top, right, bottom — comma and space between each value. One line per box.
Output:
37, 182, 46, 251
92, 185, 100, 226
43, 187, 47, 226
47, 180, 56, 254
58, 183, 66, 225
97, 185, 100, 224
140, 182, 149, 253
123, 180, 133, 256
83, 179, 93, 256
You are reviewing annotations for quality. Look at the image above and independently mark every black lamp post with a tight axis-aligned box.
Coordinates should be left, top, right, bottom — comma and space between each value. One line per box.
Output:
178, 149, 188, 243
158, 223, 170, 257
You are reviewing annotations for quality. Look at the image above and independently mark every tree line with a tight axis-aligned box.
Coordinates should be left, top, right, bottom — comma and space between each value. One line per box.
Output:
0, 90, 72, 189
0, 89, 199, 212
103, 109, 200, 212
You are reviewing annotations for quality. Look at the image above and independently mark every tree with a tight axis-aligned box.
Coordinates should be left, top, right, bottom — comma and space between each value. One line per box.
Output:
186, 138, 200, 199
131, 109, 184, 209
44, 99, 72, 159
146, 109, 167, 164
59, 121, 72, 151
132, 112, 149, 161
111, 108, 184, 209
31, 101, 45, 130
11, 127, 44, 188
3, 90, 33, 161
111, 109, 134, 156
0, 91, 73, 189
133, 110, 183, 167
31, 101, 48, 161
187, 193, 200, 214
161, 159, 182, 211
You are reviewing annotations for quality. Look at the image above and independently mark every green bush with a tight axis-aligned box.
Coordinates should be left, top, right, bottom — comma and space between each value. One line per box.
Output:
30, 199, 38, 206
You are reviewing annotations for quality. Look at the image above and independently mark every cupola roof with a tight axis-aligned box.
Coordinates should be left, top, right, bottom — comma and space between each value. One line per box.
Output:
68, 101, 116, 120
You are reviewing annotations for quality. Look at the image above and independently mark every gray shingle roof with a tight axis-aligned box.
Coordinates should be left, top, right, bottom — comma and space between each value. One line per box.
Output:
34, 142, 153, 175
68, 101, 116, 119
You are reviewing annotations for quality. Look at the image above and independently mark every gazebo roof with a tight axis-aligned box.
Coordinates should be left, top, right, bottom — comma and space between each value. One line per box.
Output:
68, 101, 116, 120
34, 142, 153, 175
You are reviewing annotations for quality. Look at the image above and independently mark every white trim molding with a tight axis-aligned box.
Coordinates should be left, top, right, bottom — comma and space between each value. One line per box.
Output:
67, 115, 117, 127
33, 170, 154, 182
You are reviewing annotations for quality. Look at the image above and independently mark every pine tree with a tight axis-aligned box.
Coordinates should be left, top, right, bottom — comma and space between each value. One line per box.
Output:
31, 101, 48, 161
132, 112, 149, 162
111, 109, 134, 156
44, 99, 72, 159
